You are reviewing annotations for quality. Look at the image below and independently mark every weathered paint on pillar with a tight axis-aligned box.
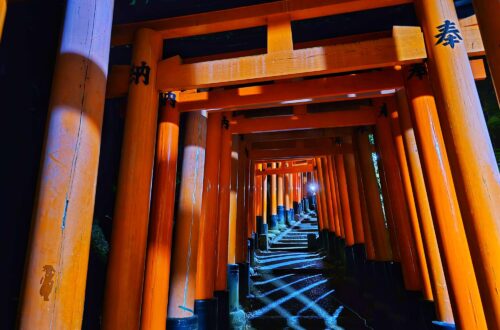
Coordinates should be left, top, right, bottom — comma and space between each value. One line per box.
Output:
167, 112, 206, 319
215, 114, 232, 292
403, 66, 486, 328
472, 0, 500, 101
356, 130, 392, 261
103, 28, 162, 330
415, 1, 500, 326
376, 113, 421, 291
19, 0, 113, 327
228, 136, 239, 265
335, 154, 355, 246
396, 88, 453, 322
194, 112, 221, 299
141, 95, 180, 330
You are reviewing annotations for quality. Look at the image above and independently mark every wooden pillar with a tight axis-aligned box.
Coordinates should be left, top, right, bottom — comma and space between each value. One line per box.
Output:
141, 94, 180, 330
167, 112, 206, 321
353, 139, 376, 260
355, 130, 392, 261
277, 163, 285, 227
262, 164, 268, 226
215, 117, 232, 292
254, 163, 263, 230
235, 139, 247, 263
335, 154, 355, 246
0, 0, 5, 41
315, 158, 330, 233
320, 157, 336, 234
103, 28, 162, 330
396, 89, 453, 322
270, 162, 278, 231
228, 136, 239, 265
375, 113, 421, 291
472, 0, 500, 101
247, 159, 255, 238
329, 156, 344, 238
19, 0, 113, 327
387, 99, 432, 299
415, 1, 500, 326
343, 147, 365, 245
403, 66, 486, 328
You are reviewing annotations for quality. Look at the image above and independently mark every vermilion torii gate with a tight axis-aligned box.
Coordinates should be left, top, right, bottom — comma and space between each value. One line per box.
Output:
17, 0, 499, 329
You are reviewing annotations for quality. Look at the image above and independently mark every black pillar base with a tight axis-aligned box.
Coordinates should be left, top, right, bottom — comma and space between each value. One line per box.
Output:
293, 201, 300, 214
214, 290, 229, 330
256, 216, 263, 237
167, 315, 199, 330
227, 264, 239, 312
194, 298, 218, 330
237, 262, 249, 301
248, 237, 256, 266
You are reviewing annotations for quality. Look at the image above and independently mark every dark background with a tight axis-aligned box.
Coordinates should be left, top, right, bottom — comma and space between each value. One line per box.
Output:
0, 1, 497, 329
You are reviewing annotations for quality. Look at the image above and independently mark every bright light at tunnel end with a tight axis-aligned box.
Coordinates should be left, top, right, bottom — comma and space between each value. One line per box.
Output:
308, 183, 318, 193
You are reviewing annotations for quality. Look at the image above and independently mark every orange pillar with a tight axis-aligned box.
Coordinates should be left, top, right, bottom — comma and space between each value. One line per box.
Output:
387, 100, 432, 299
269, 162, 279, 232
343, 150, 365, 245
167, 112, 206, 321
416, 1, 500, 326
472, 0, 500, 101
254, 163, 263, 232
315, 158, 330, 233
141, 94, 180, 330
0, 0, 5, 41
320, 157, 336, 234
19, 0, 113, 327
312, 167, 325, 231
247, 159, 255, 238
403, 65, 486, 328
277, 163, 286, 228
396, 89, 453, 322
262, 164, 268, 226
215, 114, 232, 293
235, 139, 247, 263
355, 130, 392, 261
329, 156, 344, 238
228, 136, 239, 265
335, 154, 355, 246
353, 139, 376, 260
375, 113, 421, 291
103, 28, 162, 330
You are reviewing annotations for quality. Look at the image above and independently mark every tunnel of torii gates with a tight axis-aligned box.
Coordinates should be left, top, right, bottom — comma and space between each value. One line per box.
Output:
8, 0, 500, 329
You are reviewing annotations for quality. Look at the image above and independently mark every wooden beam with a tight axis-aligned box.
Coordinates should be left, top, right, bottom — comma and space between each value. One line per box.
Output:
250, 144, 352, 160
156, 26, 425, 90
245, 128, 353, 142
256, 164, 314, 175
111, 0, 412, 45
251, 137, 334, 150
176, 69, 403, 112
229, 106, 378, 134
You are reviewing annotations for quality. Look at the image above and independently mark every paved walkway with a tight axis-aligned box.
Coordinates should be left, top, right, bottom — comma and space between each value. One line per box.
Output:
245, 214, 372, 330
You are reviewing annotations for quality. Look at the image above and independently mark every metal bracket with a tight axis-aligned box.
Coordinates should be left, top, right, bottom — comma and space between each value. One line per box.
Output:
222, 116, 230, 129
160, 91, 177, 107
378, 103, 388, 118
130, 61, 151, 85
407, 63, 427, 80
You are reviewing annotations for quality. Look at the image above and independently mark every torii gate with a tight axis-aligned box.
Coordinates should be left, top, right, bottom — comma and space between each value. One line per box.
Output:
17, 0, 500, 329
